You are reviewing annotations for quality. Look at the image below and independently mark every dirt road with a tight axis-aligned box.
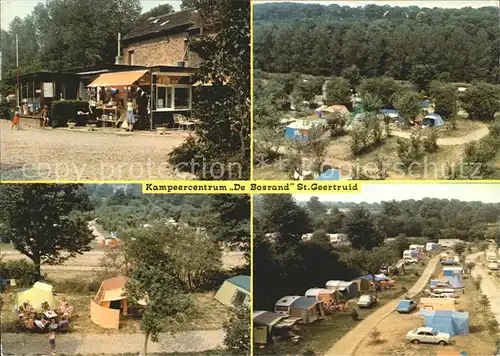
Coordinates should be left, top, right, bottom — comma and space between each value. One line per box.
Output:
472, 264, 500, 329
326, 255, 440, 356
391, 126, 489, 146
1, 329, 224, 355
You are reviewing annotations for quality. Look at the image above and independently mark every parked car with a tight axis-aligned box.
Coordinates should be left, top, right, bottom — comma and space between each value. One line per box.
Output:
406, 327, 451, 345
488, 262, 499, 270
357, 294, 377, 308
432, 288, 456, 295
396, 299, 417, 313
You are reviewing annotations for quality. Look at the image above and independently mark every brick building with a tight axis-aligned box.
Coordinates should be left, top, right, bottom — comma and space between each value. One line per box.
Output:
122, 9, 203, 68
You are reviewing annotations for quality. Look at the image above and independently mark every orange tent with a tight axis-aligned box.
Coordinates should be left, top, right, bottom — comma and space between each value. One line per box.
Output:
90, 276, 129, 329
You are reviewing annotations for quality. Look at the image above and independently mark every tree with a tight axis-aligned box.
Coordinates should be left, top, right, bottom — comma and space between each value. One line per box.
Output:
124, 224, 222, 291
169, 0, 250, 179
342, 65, 362, 89
324, 77, 351, 107
429, 81, 459, 118
479, 241, 489, 257
327, 112, 348, 137
311, 229, 330, 246
479, 293, 490, 311
0, 184, 94, 278
307, 197, 327, 216
453, 242, 466, 256
358, 77, 401, 108
341, 247, 398, 295
343, 206, 384, 250
486, 228, 500, 247
410, 64, 435, 91
394, 89, 422, 125
223, 306, 250, 354
207, 195, 250, 260
393, 235, 410, 256
138, 4, 174, 23
305, 127, 329, 175
461, 83, 500, 121
181, 0, 197, 9
125, 232, 195, 356
258, 195, 312, 246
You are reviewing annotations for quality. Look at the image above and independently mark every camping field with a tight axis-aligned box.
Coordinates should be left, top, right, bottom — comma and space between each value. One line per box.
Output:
255, 261, 428, 355
353, 266, 498, 356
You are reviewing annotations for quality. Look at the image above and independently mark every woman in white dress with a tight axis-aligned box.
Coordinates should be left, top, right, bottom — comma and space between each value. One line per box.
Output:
126, 98, 136, 131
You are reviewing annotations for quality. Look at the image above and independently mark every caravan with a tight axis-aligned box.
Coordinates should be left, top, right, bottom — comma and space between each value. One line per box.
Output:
403, 250, 418, 264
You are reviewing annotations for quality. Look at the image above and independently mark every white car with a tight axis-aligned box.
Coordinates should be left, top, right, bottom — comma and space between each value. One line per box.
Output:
488, 262, 499, 270
406, 327, 451, 345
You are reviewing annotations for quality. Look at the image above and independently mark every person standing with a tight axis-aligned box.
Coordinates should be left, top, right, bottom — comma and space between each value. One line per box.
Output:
126, 98, 136, 132
48, 328, 56, 355
11, 110, 20, 130
41, 105, 49, 128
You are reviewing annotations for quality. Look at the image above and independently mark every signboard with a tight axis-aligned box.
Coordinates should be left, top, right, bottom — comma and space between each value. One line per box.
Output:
43, 82, 54, 98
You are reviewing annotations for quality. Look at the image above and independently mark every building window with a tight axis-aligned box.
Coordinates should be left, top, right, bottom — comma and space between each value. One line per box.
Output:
174, 87, 190, 109
129, 50, 135, 65
154, 84, 191, 111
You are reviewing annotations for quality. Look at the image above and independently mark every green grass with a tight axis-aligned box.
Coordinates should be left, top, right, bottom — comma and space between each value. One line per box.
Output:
0, 243, 16, 251
255, 262, 427, 354
60, 352, 231, 356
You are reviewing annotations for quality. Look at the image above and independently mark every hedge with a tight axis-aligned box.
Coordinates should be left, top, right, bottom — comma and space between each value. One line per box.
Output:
51, 100, 89, 127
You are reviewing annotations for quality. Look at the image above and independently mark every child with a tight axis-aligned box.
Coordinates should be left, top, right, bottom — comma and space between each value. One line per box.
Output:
11, 110, 20, 130
48, 329, 56, 355
42, 105, 49, 128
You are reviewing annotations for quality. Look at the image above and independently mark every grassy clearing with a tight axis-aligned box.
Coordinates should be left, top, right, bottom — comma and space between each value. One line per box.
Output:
1, 286, 228, 335
57, 352, 231, 356
255, 262, 427, 354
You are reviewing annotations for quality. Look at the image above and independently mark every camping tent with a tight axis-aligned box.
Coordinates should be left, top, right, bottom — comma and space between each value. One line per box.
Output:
419, 298, 456, 311
274, 296, 325, 324
423, 113, 444, 127
325, 280, 358, 298
253, 311, 300, 345
316, 169, 341, 181
16, 282, 57, 310
419, 310, 470, 336
284, 121, 310, 141
323, 105, 350, 115
379, 109, 401, 120
90, 275, 132, 329
214, 275, 250, 308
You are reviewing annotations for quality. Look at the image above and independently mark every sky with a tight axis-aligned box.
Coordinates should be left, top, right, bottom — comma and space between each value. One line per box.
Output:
293, 184, 500, 203
254, 0, 498, 8
1, 0, 182, 30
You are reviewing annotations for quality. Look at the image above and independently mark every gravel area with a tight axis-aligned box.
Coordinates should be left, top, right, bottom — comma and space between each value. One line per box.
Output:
0, 120, 194, 181
1, 330, 224, 355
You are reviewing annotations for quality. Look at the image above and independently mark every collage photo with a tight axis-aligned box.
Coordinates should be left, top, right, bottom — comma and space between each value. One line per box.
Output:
0, 0, 499, 355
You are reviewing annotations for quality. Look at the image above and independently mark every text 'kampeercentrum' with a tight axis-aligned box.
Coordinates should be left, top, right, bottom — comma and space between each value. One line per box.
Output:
142, 182, 361, 194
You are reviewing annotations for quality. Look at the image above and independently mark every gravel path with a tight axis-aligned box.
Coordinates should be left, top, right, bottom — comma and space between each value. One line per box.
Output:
471, 258, 500, 330
1, 329, 224, 355
391, 126, 489, 145
0, 120, 193, 180
326, 255, 441, 356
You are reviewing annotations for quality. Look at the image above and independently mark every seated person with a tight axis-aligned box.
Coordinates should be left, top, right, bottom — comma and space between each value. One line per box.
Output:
42, 300, 51, 311
23, 301, 34, 312
26, 316, 35, 329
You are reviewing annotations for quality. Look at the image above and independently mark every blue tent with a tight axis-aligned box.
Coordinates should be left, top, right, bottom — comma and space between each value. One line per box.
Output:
444, 275, 463, 288
316, 169, 341, 181
284, 122, 310, 141
420, 310, 469, 336
430, 280, 450, 288
423, 113, 444, 127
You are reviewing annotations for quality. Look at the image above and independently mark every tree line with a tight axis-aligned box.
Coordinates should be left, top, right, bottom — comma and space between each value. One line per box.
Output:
254, 3, 500, 84
253, 194, 500, 310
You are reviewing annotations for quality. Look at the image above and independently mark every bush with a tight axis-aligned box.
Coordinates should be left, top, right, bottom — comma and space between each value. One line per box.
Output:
350, 308, 360, 321
51, 100, 88, 127
423, 130, 439, 153
414, 271, 420, 277
0, 259, 37, 287
327, 113, 348, 137
0, 101, 15, 120
401, 285, 408, 293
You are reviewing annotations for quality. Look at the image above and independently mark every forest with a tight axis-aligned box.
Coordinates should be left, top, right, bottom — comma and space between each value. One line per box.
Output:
254, 3, 500, 83
253, 194, 500, 310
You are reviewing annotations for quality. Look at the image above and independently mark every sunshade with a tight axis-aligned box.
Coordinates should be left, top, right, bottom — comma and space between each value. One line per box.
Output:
87, 70, 149, 87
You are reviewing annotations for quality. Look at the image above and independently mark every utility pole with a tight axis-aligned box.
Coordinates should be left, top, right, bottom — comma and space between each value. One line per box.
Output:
16, 34, 20, 108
